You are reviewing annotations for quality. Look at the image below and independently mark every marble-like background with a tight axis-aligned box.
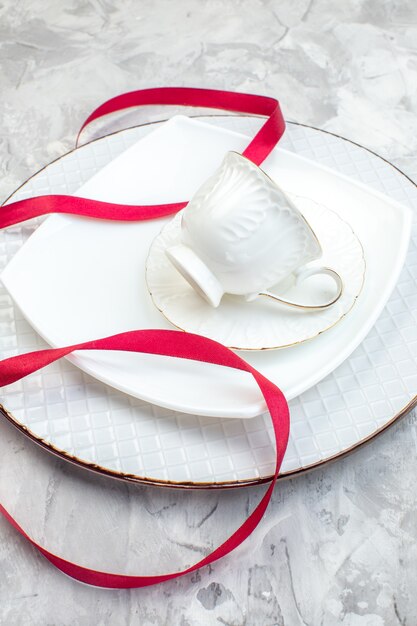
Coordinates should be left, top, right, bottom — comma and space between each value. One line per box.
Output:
1, 0, 417, 624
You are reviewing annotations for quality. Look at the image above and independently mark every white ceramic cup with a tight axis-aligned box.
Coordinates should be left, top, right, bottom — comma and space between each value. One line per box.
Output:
166, 151, 343, 310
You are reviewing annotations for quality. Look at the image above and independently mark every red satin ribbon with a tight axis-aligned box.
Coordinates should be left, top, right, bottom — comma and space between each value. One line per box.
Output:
1, 87, 285, 228
1, 330, 289, 588
0, 88, 289, 588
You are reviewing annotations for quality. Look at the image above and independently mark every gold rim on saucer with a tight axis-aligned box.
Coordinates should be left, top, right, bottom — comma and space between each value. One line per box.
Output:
145, 201, 365, 351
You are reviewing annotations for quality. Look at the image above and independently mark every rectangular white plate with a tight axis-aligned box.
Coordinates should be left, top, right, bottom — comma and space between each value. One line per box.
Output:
1, 116, 412, 418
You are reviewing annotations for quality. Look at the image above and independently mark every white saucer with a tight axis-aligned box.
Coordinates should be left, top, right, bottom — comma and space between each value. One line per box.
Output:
146, 197, 365, 350
1, 116, 412, 418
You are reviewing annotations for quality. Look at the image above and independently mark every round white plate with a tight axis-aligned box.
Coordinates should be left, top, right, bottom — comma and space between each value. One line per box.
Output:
1, 116, 410, 418
0, 116, 416, 488
146, 198, 365, 349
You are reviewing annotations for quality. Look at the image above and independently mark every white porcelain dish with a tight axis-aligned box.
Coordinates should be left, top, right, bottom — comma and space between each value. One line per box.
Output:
146, 197, 365, 349
0, 116, 416, 487
1, 116, 412, 419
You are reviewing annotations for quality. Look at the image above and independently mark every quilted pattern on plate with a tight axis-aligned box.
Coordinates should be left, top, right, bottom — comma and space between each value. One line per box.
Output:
1, 116, 416, 486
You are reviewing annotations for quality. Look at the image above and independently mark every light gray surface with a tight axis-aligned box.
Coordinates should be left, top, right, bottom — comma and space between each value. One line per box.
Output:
1, 0, 417, 624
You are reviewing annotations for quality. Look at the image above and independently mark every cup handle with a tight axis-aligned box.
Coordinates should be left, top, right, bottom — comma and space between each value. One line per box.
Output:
258, 266, 343, 311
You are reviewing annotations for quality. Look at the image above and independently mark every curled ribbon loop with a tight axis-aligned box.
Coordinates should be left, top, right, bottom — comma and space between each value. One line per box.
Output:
1, 330, 289, 589
1, 87, 285, 228
0, 88, 289, 588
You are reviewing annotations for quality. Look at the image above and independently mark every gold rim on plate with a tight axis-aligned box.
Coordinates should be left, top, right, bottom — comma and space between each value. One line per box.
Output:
0, 116, 415, 489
